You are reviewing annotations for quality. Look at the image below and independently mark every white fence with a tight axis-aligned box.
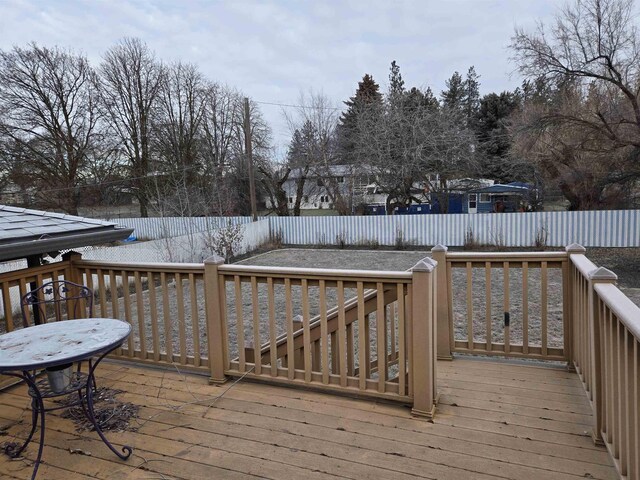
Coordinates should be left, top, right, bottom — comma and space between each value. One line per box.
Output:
84, 218, 271, 263
110, 209, 640, 248
115, 216, 254, 239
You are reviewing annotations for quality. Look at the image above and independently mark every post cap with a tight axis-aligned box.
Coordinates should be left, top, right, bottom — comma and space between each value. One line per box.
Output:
431, 244, 448, 253
412, 259, 435, 272
565, 243, 586, 253
588, 267, 618, 282
204, 254, 225, 265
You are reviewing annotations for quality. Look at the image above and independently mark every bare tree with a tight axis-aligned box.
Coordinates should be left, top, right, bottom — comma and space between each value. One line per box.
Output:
284, 91, 349, 214
0, 44, 101, 214
510, 0, 640, 208
153, 62, 206, 181
355, 89, 477, 213
99, 38, 165, 217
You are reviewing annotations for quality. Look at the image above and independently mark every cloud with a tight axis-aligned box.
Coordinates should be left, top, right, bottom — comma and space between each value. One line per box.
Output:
0, 0, 558, 154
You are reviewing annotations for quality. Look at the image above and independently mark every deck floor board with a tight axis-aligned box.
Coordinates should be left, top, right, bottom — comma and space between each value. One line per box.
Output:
0, 358, 617, 479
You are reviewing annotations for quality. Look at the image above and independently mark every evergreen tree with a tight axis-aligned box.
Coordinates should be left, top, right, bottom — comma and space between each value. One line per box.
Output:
463, 66, 481, 126
441, 71, 465, 111
476, 91, 521, 182
388, 60, 405, 101
337, 74, 382, 163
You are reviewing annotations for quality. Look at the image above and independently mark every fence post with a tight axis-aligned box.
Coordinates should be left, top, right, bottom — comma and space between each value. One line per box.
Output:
588, 266, 617, 446
431, 245, 451, 360
565, 243, 586, 371
410, 258, 437, 418
204, 255, 228, 385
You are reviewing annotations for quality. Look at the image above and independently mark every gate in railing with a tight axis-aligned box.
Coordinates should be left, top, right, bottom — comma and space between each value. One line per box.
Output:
433, 246, 572, 362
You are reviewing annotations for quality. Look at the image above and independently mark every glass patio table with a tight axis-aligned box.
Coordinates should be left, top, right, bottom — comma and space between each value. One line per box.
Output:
0, 318, 133, 479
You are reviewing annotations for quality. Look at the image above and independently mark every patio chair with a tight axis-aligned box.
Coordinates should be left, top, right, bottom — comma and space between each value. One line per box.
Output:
20, 279, 93, 328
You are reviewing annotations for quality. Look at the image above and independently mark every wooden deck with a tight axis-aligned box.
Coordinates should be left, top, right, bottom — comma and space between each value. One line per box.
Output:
0, 358, 617, 480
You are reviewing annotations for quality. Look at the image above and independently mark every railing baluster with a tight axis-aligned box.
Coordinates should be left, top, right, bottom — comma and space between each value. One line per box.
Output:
466, 262, 473, 350
97, 269, 107, 318
376, 282, 386, 393
503, 261, 510, 354
267, 277, 277, 377
302, 279, 312, 383
337, 280, 347, 387
160, 272, 173, 361
616, 318, 623, 465
2, 282, 12, 332
541, 261, 548, 357
364, 313, 371, 378
18, 278, 29, 327
234, 275, 245, 372
522, 262, 529, 355
134, 271, 147, 359
389, 302, 396, 362
285, 278, 294, 380
251, 277, 261, 375
357, 282, 366, 391
606, 307, 614, 445
397, 283, 406, 396
147, 271, 160, 362
108, 270, 119, 321
121, 270, 134, 357
175, 272, 187, 365
189, 273, 201, 367
485, 262, 491, 351
319, 280, 329, 384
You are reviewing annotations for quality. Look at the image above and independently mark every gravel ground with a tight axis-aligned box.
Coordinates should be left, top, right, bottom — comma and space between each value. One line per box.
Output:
118, 247, 639, 363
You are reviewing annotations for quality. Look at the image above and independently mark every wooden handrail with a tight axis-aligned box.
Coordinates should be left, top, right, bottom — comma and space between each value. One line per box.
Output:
594, 283, 640, 340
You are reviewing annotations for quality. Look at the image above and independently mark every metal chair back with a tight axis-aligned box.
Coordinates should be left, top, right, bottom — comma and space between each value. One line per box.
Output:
21, 280, 93, 328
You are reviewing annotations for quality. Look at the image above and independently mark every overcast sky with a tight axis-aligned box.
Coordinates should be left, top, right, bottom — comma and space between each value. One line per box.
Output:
0, 0, 559, 156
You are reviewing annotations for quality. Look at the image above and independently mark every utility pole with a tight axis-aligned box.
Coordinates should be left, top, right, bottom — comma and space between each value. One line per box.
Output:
244, 97, 258, 221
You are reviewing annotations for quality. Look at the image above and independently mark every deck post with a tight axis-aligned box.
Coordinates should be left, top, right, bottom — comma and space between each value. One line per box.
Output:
62, 251, 87, 318
565, 243, 586, 371
410, 258, 437, 418
431, 245, 452, 360
587, 266, 617, 446
204, 255, 228, 385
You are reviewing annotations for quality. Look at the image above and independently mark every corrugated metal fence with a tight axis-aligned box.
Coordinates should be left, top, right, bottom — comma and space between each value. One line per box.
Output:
113, 210, 640, 248
117, 216, 254, 239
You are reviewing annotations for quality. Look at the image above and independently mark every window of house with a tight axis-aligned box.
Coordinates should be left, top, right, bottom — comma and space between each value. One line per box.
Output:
288, 197, 293, 204
316, 179, 323, 187
479, 193, 491, 203
337, 176, 344, 183
304, 195, 309, 202
468, 193, 477, 209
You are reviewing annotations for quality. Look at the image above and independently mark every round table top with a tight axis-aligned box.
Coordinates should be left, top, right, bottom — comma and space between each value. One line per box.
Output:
0, 318, 131, 372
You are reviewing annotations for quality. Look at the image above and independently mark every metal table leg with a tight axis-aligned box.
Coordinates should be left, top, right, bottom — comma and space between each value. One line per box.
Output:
82, 351, 133, 460
3, 371, 47, 480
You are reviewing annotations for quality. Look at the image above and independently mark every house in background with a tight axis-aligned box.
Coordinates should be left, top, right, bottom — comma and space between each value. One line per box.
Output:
463, 182, 536, 213
265, 165, 375, 212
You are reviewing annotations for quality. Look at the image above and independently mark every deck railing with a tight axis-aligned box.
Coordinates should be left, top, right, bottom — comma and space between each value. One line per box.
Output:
206, 257, 438, 417
3, 244, 638, 475
74, 257, 210, 375
0, 252, 438, 417
433, 245, 571, 362
567, 245, 639, 479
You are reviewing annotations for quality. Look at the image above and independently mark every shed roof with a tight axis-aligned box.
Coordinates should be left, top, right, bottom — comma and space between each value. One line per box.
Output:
0, 205, 133, 261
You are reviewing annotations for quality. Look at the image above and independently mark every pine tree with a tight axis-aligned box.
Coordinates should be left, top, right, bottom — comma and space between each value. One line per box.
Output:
463, 66, 481, 125
337, 74, 383, 163
388, 60, 405, 101
441, 71, 465, 111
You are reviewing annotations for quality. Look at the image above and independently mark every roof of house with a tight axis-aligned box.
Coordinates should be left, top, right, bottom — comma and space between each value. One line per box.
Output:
0, 205, 133, 261
471, 183, 532, 194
